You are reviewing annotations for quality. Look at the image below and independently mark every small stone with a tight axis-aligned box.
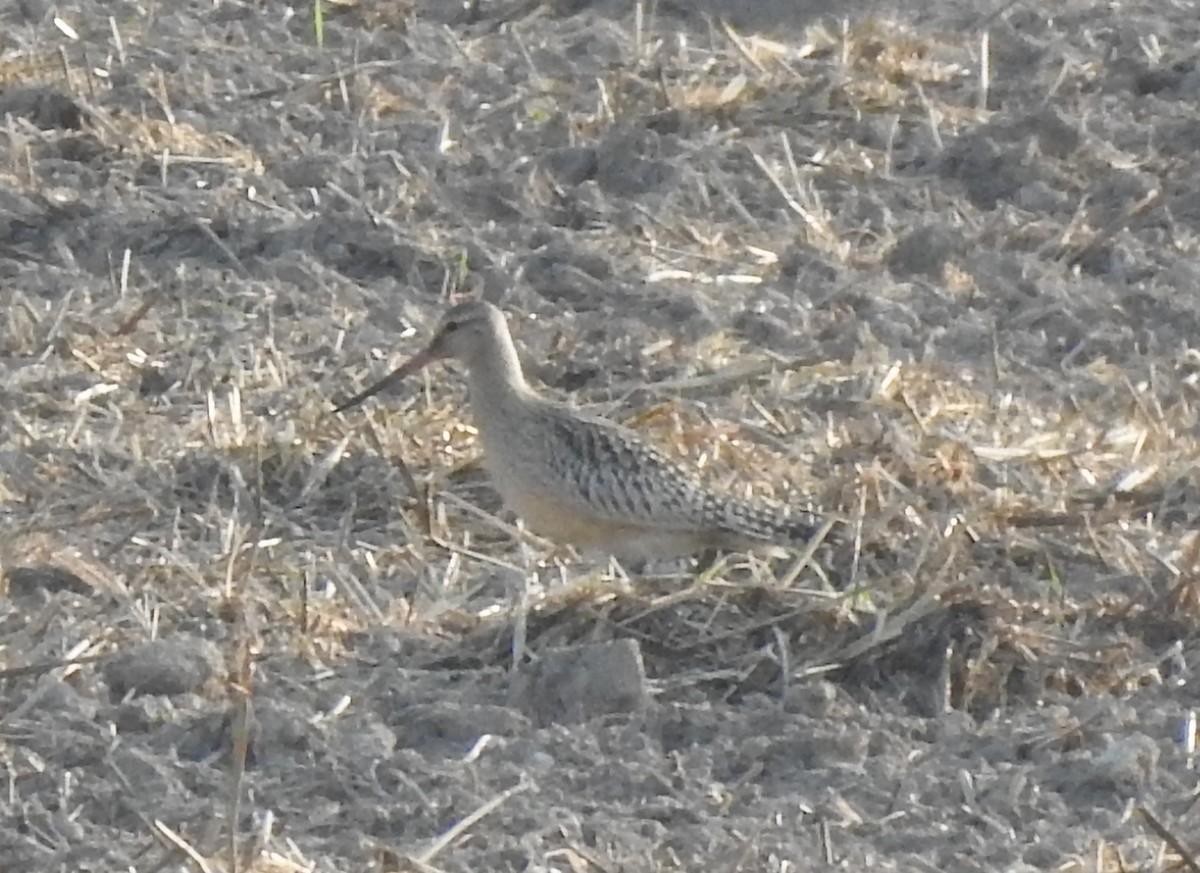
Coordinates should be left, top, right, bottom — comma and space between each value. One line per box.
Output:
5, 564, 93, 597
103, 638, 223, 699
887, 224, 963, 279
509, 640, 649, 726
541, 147, 598, 187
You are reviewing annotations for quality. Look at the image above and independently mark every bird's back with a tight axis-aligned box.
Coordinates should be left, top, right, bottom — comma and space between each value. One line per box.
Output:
476, 396, 813, 559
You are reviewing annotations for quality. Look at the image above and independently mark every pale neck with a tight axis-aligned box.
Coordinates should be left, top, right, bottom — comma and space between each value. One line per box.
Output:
463, 328, 534, 421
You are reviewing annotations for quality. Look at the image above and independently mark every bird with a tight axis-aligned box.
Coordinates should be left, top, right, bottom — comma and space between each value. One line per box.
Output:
333, 300, 820, 562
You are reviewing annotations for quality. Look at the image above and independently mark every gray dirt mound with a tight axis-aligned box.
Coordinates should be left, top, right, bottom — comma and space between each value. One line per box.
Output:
3, 0, 1200, 870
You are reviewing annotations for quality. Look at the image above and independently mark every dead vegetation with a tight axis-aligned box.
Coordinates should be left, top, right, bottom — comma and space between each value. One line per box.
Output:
2, 0, 1200, 870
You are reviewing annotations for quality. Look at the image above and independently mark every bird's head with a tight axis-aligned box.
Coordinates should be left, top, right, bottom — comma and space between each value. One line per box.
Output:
332, 300, 512, 413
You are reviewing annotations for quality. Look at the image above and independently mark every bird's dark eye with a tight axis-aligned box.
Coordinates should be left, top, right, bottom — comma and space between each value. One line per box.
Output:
442, 320, 461, 333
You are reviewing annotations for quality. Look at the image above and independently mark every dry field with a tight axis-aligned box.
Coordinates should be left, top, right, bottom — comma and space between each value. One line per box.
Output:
2, 0, 1200, 870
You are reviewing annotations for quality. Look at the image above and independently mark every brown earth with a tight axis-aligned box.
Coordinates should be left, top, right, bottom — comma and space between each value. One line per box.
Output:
2, 0, 1200, 870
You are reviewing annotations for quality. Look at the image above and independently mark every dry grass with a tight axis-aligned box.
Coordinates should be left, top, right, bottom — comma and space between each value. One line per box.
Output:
0, 2, 1190, 675
2, 0, 1200, 868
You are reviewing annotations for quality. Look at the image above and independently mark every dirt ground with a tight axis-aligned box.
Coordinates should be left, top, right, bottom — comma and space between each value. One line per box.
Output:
2, 0, 1200, 870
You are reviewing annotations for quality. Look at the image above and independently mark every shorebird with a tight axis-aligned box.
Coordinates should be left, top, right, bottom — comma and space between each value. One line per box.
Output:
334, 300, 819, 561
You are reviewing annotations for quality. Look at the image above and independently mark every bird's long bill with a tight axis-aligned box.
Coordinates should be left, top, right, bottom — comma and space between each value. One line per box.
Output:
331, 346, 440, 414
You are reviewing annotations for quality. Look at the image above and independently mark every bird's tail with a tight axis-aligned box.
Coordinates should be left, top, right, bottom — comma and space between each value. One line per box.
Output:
710, 496, 824, 551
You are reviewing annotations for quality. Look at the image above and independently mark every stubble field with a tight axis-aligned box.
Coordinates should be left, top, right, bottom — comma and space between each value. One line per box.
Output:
2, 0, 1200, 870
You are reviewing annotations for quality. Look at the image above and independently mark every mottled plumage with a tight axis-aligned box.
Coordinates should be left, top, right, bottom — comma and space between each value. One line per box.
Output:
335, 300, 816, 561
